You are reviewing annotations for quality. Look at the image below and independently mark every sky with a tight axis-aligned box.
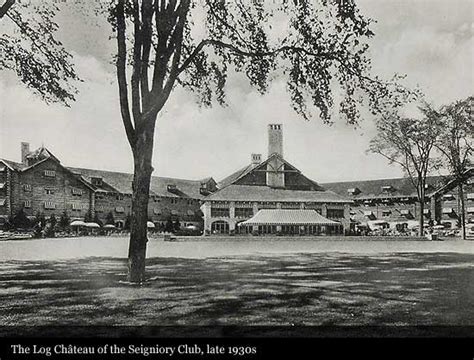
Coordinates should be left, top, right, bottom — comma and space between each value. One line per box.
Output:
0, 0, 472, 183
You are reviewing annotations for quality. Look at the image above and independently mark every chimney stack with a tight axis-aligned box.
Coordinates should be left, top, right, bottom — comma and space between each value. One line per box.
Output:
268, 124, 283, 158
251, 153, 262, 165
266, 124, 285, 188
21, 142, 30, 165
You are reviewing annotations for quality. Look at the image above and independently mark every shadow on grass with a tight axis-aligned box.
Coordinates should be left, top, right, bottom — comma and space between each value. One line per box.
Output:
1, 253, 473, 331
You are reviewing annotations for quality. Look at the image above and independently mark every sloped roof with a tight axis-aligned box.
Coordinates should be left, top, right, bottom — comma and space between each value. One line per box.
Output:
205, 184, 350, 203
217, 163, 259, 189
321, 176, 452, 200
0, 159, 26, 171
240, 209, 340, 226
67, 167, 212, 199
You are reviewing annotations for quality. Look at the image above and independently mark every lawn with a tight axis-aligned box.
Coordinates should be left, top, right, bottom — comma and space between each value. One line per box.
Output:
0, 237, 473, 336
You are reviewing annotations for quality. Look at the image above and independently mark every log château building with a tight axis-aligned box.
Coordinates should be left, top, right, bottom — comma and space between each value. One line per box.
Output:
1, 124, 473, 234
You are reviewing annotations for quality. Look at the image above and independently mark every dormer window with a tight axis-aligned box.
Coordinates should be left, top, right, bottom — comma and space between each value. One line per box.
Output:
381, 185, 394, 193
167, 184, 177, 193
91, 177, 103, 186
347, 188, 361, 195
0, 166, 5, 172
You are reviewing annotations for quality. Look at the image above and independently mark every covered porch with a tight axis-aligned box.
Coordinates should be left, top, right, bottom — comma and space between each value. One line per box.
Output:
239, 209, 343, 236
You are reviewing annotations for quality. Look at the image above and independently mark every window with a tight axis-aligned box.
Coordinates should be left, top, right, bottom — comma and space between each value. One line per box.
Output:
400, 209, 411, 216
95, 193, 104, 200
45, 188, 55, 195
91, 177, 103, 186
187, 210, 195, 216
95, 205, 104, 213
211, 207, 230, 217
116, 194, 124, 201
23, 184, 32, 192
382, 210, 391, 217
467, 193, 474, 200
24, 200, 31, 208
171, 210, 179, 215
187, 199, 194, 205
71, 203, 82, 211
443, 194, 455, 201
44, 170, 56, 177
0, 198, 6, 206
115, 206, 125, 213
0, 166, 5, 172
72, 188, 83, 196
170, 198, 178, 204
0, 183, 4, 190
44, 201, 55, 210
327, 209, 344, 219
235, 208, 253, 218
153, 208, 162, 215
154, 197, 161, 203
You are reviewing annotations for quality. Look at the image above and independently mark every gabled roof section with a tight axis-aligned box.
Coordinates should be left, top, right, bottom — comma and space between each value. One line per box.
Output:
217, 153, 325, 191
26, 146, 60, 164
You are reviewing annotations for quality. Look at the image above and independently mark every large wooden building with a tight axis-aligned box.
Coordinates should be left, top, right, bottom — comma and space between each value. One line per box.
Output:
201, 124, 352, 235
0, 143, 217, 229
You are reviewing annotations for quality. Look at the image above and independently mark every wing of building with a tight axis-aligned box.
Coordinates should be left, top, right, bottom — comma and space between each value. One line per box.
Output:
0, 142, 217, 229
322, 168, 474, 231
201, 124, 352, 235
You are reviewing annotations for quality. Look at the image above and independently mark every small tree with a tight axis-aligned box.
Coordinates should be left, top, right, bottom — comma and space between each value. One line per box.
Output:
59, 211, 71, 229
12, 208, 31, 229
164, 216, 174, 233
173, 219, 181, 232
84, 210, 93, 223
94, 214, 103, 227
105, 211, 115, 225
49, 214, 57, 228
34, 212, 47, 228
434, 96, 473, 240
369, 105, 443, 236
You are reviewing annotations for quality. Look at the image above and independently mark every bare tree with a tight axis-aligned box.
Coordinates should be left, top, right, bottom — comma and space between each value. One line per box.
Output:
369, 106, 443, 236
435, 96, 473, 240
0, 0, 80, 105
107, 0, 412, 282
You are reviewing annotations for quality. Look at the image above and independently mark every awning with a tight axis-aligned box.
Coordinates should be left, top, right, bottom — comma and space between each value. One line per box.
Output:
239, 209, 340, 226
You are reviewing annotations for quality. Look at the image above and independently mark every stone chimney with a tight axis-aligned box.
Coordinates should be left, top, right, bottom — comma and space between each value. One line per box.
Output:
266, 124, 285, 188
251, 153, 262, 165
268, 124, 283, 157
21, 142, 30, 165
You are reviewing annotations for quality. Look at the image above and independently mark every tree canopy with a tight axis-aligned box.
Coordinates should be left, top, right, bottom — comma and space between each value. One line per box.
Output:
0, 0, 80, 105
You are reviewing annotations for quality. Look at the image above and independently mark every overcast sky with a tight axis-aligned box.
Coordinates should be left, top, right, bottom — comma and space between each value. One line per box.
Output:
0, 0, 472, 183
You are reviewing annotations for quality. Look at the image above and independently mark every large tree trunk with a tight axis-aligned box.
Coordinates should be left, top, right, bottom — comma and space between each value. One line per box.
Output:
128, 123, 155, 283
458, 183, 466, 240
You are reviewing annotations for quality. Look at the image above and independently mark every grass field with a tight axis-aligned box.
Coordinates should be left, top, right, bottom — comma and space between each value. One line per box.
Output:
0, 237, 473, 335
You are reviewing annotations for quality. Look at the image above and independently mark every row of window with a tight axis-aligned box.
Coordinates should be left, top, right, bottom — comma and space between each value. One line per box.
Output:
210, 207, 344, 219
23, 184, 83, 196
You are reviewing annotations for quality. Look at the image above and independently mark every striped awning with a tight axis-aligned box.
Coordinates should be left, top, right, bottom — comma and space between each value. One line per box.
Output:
239, 209, 340, 226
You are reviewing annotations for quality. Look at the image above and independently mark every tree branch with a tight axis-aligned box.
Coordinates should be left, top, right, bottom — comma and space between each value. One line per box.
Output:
0, 0, 14, 19
116, 0, 136, 147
